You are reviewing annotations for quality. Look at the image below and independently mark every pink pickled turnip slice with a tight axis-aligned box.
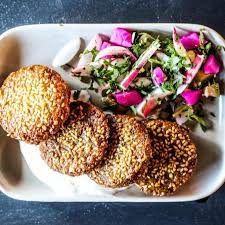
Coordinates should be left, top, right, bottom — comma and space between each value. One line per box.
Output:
203, 55, 220, 74
110, 28, 132, 48
95, 46, 137, 62
173, 27, 191, 65
155, 51, 169, 62
181, 89, 202, 106
77, 34, 103, 68
180, 32, 207, 50
114, 90, 143, 106
120, 40, 160, 90
152, 67, 166, 86
136, 88, 172, 117
177, 54, 205, 95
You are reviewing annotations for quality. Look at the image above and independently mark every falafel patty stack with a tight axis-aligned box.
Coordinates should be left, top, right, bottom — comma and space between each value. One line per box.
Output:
136, 120, 197, 196
89, 114, 152, 188
0, 65, 71, 144
40, 101, 110, 176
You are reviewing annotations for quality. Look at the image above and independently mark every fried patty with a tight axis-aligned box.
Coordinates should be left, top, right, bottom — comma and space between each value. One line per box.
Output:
40, 101, 110, 176
89, 114, 152, 188
0, 65, 71, 144
136, 120, 197, 196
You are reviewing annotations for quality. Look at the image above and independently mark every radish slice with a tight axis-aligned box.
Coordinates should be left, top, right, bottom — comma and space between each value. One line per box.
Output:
177, 54, 205, 94
120, 40, 160, 90
173, 27, 191, 65
52, 37, 81, 67
113, 90, 143, 106
181, 89, 202, 106
186, 54, 205, 83
77, 34, 103, 67
95, 46, 137, 62
173, 27, 188, 57
136, 88, 172, 117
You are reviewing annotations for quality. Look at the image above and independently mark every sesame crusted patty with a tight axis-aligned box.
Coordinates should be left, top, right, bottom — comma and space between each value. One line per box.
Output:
0, 65, 71, 144
39, 101, 110, 176
136, 120, 197, 196
89, 114, 152, 188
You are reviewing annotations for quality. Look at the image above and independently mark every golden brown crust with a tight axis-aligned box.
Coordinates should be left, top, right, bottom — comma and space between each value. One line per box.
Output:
89, 114, 152, 188
40, 101, 110, 176
136, 120, 197, 196
0, 65, 71, 144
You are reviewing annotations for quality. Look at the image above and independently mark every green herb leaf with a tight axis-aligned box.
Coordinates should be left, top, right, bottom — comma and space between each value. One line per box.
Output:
132, 42, 145, 57
190, 114, 208, 130
216, 45, 225, 51
82, 47, 99, 60
199, 29, 205, 46
130, 105, 137, 115
90, 56, 132, 93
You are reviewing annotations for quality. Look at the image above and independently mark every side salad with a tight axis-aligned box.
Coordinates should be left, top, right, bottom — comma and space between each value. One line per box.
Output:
71, 27, 224, 131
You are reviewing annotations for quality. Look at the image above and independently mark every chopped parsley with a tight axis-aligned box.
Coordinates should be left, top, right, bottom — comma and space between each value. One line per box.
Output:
91, 57, 132, 93
216, 45, 225, 51
198, 29, 212, 55
131, 32, 155, 57
82, 47, 99, 60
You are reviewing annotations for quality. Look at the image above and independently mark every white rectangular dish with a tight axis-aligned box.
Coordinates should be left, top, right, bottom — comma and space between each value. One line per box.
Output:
0, 23, 225, 202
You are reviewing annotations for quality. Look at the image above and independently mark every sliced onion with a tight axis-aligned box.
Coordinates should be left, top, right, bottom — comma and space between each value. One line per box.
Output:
77, 34, 103, 67
95, 46, 137, 62
172, 27, 191, 64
